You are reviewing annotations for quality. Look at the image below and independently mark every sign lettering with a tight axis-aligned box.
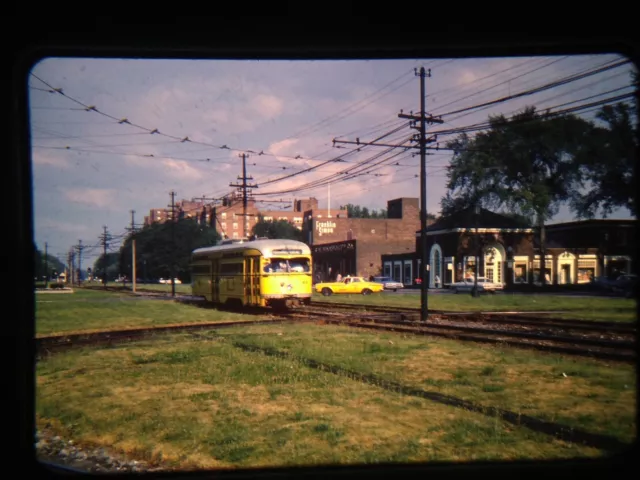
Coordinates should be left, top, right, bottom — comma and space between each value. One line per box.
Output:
315, 220, 336, 236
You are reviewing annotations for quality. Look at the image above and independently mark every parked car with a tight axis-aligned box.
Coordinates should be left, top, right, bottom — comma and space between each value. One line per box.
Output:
372, 276, 404, 291
612, 274, 637, 298
315, 276, 384, 296
450, 277, 504, 294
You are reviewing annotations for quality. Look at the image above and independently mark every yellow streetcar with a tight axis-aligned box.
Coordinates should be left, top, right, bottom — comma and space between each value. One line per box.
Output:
190, 238, 313, 309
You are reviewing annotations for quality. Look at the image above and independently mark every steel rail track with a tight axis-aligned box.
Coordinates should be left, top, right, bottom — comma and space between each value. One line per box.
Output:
35, 318, 296, 355
319, 318, 635, 362
307, 312, 635, 350
308, 301, 636, 333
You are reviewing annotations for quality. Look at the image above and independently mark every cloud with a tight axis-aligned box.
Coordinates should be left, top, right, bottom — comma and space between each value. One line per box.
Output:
161, 159, 204, 181
32, 151, 70, 169
64, 188, 118, 208
37, 218, 91, 234
255, 94, 284, 118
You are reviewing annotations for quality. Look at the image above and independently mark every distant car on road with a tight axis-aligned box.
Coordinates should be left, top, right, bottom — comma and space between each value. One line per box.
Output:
450, 277, 504, 294
372, 276, 404, 291
612, 274, 637, 298
315, 276, 384, 296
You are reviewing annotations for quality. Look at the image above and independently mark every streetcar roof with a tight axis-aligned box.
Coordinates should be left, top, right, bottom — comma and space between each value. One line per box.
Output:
192, 238, 311, 257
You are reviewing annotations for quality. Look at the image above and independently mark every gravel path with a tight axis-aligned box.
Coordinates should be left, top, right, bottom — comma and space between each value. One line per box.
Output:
35, 428, 170, 474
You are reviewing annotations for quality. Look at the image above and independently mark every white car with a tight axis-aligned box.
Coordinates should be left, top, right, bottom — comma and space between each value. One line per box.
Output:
372, 276, 404, 291
450, 277, 504, 294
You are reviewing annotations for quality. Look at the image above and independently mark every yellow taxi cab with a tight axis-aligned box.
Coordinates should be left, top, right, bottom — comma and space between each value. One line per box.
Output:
315, 276, 384, 296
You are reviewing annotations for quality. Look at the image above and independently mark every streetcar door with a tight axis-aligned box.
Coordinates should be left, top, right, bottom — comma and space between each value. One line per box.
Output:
244, 257, 252, 305
212, 260, 219, 303
251, 256, 260, 305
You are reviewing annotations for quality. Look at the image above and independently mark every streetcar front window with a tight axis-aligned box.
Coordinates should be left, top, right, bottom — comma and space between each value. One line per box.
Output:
263, 257, 310, 273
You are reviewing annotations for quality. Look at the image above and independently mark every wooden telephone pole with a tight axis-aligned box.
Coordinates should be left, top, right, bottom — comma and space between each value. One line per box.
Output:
229, 153, 258, 239
332, 67, 442, 322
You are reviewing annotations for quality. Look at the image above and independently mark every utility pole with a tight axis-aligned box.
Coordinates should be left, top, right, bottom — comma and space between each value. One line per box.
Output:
99, 226, 110, 288
126, 210, 143, 293
67, 250, 72, 286
75, 240, 86, 285
44, 242, 49, 288
169, 190, 176, 297
332, 66, 442, 322
230, 153, 258, 239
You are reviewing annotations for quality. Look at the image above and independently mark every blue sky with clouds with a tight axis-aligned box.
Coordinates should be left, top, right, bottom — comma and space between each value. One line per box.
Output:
28, 54, 636, 265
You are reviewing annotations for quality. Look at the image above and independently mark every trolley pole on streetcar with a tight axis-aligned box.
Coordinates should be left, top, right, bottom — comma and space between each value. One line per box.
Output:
230, 153, 258, 239
332, 66, 442, 322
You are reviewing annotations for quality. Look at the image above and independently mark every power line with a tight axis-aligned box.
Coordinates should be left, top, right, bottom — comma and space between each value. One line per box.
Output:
429, 56, 569, 114
279, 67, 417, 142
29, 73, 353, 165
437, 58, 631, 119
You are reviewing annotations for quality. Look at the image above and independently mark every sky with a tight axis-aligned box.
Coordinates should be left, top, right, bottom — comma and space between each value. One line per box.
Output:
27, 53, 637, 266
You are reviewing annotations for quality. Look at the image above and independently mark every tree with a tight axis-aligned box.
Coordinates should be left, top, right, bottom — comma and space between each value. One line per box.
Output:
119, 217, 220, 283
94, 252, 120, 281
339, 203, 388, 218
252, 215, 304, 241
34, 243, 65, 280
570, 101, 637, 218
442, 106, 594, 285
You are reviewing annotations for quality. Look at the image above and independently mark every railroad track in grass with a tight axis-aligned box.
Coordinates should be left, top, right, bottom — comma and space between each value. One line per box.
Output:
296, 307, 636, 363
308, 301, 636, 334
35, 318, 300, 356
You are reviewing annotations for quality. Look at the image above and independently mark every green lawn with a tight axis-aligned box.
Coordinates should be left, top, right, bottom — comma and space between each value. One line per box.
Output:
35, 289, 268, 337
85, 284, 637, 322
36, 328, 606, 471
311, 292, 637, 322
215, 323, 636, 445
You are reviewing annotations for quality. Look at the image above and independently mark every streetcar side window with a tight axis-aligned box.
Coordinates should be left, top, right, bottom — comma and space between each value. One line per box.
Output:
263, 257, 310, 273
220, 263, 243, 275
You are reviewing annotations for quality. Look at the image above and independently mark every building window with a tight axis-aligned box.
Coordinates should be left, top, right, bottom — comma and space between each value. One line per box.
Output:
533, 256, 553, 284
233, 223, 238, 230
294, 217, 302, 223
221, 222, 227, 229
383, 261, 392, 278
393, 262, 402, 283
513, 256, 529, 284
221, 213, 227, 219
577, 258, 597, 283
403, 261, 412, 286
232, 232, 238, 239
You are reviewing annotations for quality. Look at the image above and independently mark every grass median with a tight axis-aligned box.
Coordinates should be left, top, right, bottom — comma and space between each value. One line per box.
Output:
215, 323, 636, 446
311, 292, 637, 322
36, 329, 606, 471
35, 289, 267, 337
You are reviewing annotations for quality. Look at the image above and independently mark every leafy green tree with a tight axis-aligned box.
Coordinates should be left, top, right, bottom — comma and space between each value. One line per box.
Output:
34, 243, 66, 280
339, 203, 389, 218
570, 101, 637, 218
94, 252, 120, 282
119, 218, 220, 283
442, 106, 594, 285
252, 215, 304, 241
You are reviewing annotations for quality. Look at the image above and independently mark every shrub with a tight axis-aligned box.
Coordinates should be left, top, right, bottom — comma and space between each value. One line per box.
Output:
49, 283, 66, 289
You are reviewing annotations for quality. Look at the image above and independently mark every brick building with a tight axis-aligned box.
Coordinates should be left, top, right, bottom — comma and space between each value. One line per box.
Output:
382, 206, 635, 288
143, 195, 323, 240
305, 197, 424, 282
